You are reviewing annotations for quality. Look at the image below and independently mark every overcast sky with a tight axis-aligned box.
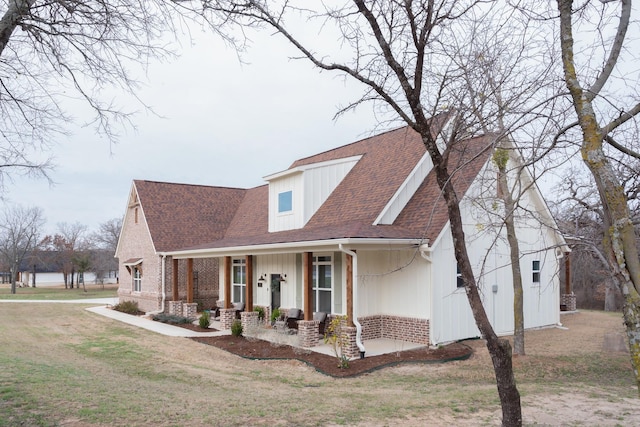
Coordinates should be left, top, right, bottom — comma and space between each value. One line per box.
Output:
5, 6, 636, 238
4, 27, 381, 236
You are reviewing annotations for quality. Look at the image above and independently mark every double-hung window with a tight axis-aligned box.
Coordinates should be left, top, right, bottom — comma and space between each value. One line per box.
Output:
532, 260, 541, 284
133, 266, 142, 292
312, 255, 332, 313
232, 258, 246, 303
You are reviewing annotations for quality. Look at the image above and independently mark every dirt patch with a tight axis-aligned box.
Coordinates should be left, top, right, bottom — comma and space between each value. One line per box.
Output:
191, 334, 472, 377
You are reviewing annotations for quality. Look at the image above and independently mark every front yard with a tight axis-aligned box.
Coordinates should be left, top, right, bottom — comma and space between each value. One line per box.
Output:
0, 302, 637, 426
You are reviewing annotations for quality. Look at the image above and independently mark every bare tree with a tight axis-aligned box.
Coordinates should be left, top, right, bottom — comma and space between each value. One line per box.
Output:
0, 204, 45, 293
91, 217, 122, 255
72, 252, 91, 292
194, 1, 539, 423
556, 0, 640, 392
88, 217, 122, 285
56, 222, 87, 288
0, 1, 195, 192
553, 163, 639, 311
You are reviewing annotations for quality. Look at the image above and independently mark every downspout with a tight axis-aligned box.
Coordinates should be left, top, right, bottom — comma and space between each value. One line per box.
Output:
419, 243, 432, 263
147, 254, 167, 315
338, 244, 366, 358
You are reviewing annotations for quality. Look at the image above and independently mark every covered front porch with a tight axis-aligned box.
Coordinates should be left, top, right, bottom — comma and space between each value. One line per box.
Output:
163, 238, 431, 358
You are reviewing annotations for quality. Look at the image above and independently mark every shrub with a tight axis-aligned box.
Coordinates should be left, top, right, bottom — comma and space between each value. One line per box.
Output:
231, 319, 243, 337
324, 315, 350, 369
254, 306, 265, 322
270, 308, 281, 324
113, 300, 141, 315
152, 313, 193, 324
199, 311, 211, 329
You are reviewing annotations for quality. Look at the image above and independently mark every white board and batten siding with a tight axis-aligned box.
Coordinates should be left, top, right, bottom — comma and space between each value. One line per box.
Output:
265, 156, 361, 233
252, 253, 298, 309
430, 167, 562, 345
356, 249, 431, 320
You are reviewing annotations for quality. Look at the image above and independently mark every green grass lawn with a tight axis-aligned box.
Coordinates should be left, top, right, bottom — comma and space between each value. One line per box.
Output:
0, 283, 118, 300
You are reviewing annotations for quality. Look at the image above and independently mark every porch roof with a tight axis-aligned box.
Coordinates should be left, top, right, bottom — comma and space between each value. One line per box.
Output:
164, 222, 424, 258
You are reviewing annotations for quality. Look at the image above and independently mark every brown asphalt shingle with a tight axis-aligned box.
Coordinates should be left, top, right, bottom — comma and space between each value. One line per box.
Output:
133, 180, 246, 252
135, 123, 494, 253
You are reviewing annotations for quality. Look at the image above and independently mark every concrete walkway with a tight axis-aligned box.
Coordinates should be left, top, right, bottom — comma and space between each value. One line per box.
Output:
86, 305, 226, 338
2, 297, 427, 357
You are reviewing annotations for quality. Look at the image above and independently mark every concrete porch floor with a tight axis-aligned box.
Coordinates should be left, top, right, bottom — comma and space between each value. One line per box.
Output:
215, 318, 428, 358
87, 306, 428, 358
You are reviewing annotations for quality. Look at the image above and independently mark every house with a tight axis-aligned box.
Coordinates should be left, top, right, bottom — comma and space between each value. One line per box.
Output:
115, 123, 569, 357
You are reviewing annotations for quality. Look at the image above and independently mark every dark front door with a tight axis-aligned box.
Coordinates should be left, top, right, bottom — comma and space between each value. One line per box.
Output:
270, 274, 281, 310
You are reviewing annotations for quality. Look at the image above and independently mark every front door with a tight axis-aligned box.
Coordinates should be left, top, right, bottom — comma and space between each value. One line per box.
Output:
270, 274, 281, 310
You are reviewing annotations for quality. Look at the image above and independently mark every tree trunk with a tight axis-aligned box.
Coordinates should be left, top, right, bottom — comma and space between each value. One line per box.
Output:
557, 0, 640, 394
10, 263, 17, 294
428, 137, 522, 426
605, 279, 618, 312
0, 0, 34, 57
495, 148, 526, 356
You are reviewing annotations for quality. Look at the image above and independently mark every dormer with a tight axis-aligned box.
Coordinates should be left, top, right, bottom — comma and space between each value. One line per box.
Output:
265, 155, 362, 232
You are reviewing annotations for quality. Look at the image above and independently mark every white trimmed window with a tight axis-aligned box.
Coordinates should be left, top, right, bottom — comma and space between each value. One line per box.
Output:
278, 190, 293, 213
232, 258, 246, 303
532, 260, 541, 284
133, 266, 142, 292
312, 255, 332, 313
456, 264, 464, 288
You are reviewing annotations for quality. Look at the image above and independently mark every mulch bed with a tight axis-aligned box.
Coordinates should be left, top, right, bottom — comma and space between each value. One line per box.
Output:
190, 334, 473, 378
173, 323, 219, 332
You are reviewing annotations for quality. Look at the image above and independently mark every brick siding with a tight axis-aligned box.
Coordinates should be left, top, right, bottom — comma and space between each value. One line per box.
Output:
357, 314, 430, 345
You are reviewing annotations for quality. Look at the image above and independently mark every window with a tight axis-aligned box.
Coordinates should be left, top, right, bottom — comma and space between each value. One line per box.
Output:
278, 190, 293, 213
232, 258, 246, 303
133, 266, 142, 292
532, 260, 541, 284
456, 264, 464, 288
312, 255, 332, 313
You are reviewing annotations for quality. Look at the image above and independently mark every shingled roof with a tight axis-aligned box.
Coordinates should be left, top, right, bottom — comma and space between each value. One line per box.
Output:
394, 133, 494, 242
175, 126, 494, 252
133, 180, 246, 252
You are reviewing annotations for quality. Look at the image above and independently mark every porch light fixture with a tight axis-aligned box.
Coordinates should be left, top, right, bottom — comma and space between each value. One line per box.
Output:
277, 274, 287, 282
258, 274, 266, 283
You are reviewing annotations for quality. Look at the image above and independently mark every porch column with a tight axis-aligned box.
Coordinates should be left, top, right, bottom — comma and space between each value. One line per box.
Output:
224, 256, 231, 309
565, 251, 571, 294
172, 258, 179, 301
245, 255, 253, 312
186, 258, 194, 304
303, 252, 313, 321
346, 252, 354, 327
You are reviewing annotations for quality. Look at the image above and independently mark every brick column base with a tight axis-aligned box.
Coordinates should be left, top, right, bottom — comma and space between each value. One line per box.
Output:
219, 308, 236, 330
183, 303, 198, 319
561, 293, 577, 311
168, 301, 183, 316
298, 320, 320, 348
342, 326, 360, 359
241, 311, 259, 332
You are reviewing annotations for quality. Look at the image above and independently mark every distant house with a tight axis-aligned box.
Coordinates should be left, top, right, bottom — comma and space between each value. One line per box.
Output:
115, 122, 568, 357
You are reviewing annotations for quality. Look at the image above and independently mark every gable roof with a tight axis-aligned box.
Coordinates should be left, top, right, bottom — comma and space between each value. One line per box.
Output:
172, 126, 494, 254
394, 134, 494, 242
133, 180, 246, 252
